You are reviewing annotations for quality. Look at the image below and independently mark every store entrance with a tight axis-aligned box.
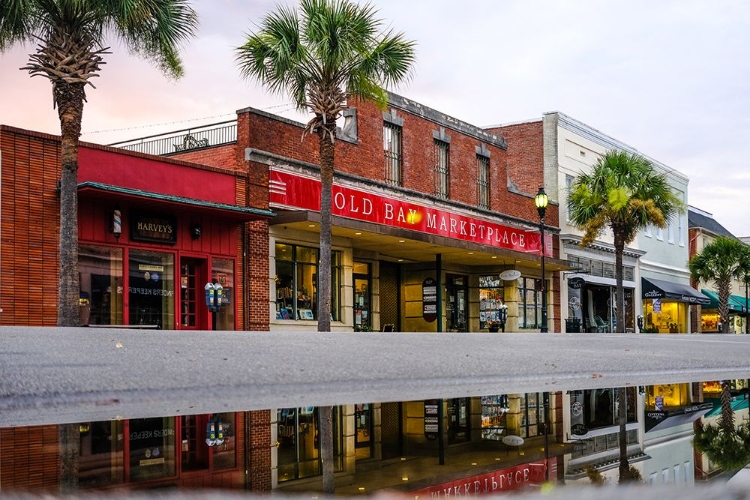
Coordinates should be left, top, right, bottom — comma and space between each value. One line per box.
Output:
128, 250, 175, 329
446, 275, 468, 332
180, 258, 207, 329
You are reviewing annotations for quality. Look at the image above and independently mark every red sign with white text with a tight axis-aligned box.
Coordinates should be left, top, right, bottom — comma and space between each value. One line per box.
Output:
269, 170, 551, 256
408, 460, 547, 497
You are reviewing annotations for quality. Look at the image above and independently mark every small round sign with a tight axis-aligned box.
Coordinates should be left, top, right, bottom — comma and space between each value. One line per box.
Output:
568, 277, 585, 289
502, 435, 524, 446
499, 270, 522, 281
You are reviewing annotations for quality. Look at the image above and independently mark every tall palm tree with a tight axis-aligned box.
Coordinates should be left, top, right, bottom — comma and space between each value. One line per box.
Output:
694, 380, 750, 472
689, 236, 750, 333
568, 150, 683, 483
236, 0, 414, 492
0, 0, 198, 327
236, 0, 415, 333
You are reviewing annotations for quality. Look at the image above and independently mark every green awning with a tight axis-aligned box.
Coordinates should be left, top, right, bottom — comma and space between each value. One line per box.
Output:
704, 397, 750, 418
731, 294, 750, 313
701, 289, 747, 313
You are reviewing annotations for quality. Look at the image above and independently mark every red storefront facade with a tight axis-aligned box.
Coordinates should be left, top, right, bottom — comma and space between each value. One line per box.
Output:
0, 126, 272, 494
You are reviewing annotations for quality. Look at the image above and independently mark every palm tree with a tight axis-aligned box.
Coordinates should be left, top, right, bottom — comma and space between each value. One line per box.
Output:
568, 150, 683, 483
0, 0, 198, 327
694, 380, 750, 472
689, 236, 750, 333
236, 0, 414, 492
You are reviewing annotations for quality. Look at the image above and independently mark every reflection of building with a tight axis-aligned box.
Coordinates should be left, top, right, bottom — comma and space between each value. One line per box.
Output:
640, 383, 710, 485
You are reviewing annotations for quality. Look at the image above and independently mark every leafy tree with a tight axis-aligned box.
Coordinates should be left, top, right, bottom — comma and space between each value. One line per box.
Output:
0, 0, 198, 327
689, 236, 750, 333
694, 380, 750, 472
568, 150, 683, 483
236, 0, 414, 492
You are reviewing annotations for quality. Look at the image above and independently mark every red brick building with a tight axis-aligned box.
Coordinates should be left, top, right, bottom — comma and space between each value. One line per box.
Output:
0, 125, 272, 493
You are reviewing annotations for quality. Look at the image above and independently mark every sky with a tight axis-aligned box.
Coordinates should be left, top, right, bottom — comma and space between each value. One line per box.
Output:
1, 0, 749, 236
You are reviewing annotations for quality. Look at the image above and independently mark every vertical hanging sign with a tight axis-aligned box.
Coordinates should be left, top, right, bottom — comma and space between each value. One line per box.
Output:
424, 399, 439, 440
422, 277, 437, 323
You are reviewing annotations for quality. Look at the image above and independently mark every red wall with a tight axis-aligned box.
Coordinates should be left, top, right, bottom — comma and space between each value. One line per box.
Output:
79, 147, 237, 205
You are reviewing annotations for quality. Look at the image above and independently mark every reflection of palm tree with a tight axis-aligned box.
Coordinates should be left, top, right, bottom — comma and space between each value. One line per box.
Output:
694, 381, 750, 472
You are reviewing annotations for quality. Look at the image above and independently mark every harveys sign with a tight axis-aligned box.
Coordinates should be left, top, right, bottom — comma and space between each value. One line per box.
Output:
269, 169, 551, 256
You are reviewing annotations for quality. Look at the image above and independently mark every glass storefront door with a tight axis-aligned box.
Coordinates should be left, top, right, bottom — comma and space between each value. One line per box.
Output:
354, 262, 371, 331
354, 403, 373, 459
129, 250, 175, 328
446, 275, 468, 332
180, 258, 205, 329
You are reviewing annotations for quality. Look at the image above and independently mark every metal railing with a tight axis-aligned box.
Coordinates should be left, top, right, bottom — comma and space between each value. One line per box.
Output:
109, 121, 237, 156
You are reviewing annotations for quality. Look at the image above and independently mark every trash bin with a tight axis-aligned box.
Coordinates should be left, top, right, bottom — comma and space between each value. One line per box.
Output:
565, 318, 581, 333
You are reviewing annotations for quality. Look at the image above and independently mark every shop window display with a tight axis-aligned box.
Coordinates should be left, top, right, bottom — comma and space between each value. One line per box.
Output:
277, 406, 343, 482
275, 243, 341, 322
481, 395, 509, 440
479, 276, 505, 331
643, 299, 686, 333
569, 387, 637, 432
645, 384, 689, 410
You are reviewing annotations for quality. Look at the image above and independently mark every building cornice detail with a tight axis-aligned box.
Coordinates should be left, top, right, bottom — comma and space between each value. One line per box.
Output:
560, 233, 646, 259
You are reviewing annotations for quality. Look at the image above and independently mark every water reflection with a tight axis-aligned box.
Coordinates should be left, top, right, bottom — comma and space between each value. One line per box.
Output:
4, 378, 749, 496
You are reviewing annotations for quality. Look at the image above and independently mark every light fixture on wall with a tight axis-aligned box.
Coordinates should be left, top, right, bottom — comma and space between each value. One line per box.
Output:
111, 205, 122, 240
192, 224, 202, 240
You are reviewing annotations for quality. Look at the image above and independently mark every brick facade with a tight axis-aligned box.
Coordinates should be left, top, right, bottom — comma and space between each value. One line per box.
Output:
0, 125, 272, 494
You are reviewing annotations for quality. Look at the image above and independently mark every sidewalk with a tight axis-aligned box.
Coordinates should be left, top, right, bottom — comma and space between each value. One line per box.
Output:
277, 436, 560, 496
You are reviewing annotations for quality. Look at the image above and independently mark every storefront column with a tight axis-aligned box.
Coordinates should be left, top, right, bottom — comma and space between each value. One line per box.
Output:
436, 254, 443, 333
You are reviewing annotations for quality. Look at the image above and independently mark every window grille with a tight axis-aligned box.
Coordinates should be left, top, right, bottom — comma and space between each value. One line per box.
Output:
434, 140, 450, 198
477, 155, 490, 209
383, 122, 402, 186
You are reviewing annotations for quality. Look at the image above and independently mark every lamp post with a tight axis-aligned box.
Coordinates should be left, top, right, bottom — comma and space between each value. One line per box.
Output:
535, 187, 549, 333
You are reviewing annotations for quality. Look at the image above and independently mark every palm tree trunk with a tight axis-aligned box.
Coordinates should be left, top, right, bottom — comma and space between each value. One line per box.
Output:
617, 387, 631, 482
316, 126, 336, 493
319, 406, 334, 493
718, 277, 730, 333
317, 127, 334, 333
55, 82, 85, 327
613, 231, 626, 334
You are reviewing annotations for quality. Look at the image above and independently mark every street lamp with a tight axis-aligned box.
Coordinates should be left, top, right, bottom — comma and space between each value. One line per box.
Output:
534, 187, 549, 333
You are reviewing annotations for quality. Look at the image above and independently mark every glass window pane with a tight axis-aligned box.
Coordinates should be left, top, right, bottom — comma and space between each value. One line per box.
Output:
79, 245, 124, 326
79, 420, 124, 488
212, 258, 235, 330
129, 417, 176, 482
212, 412, 236, 470
128, 250, 174, 329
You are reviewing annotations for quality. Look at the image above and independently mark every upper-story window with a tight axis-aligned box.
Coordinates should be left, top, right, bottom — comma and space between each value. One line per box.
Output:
668, 217, 674, 244
434, 140, 450, 198
656, 226, 664, 241
477, 154, 490, 209
383, 118, 403, 186
679, 214, 685, 246
644, 224, 652, 238
565, 174, 574, 221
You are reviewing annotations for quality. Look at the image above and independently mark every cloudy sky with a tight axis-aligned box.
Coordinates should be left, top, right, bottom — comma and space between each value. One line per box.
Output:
1, 0, 749, 235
